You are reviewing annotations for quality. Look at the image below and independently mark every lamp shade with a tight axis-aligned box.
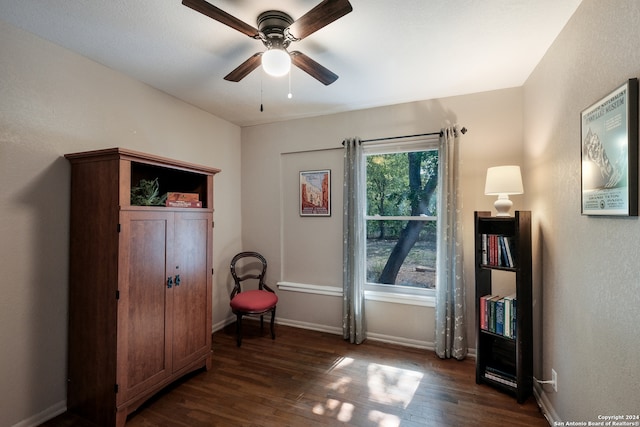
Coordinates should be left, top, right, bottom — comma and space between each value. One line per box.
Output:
484, 165, 524, 195
261, 48, 291, 77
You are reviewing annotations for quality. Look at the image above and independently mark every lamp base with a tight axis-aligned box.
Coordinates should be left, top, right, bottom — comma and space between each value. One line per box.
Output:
494, 195, 513, 217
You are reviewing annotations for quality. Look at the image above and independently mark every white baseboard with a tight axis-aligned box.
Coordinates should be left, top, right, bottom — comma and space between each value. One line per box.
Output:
253, 316, 437, 350
214, 316, 442, 351
534, 382, 558, 426
272, 317, 343, 335
12, 400, 66, 427
213, 315, 344, 336
365, 331, 435, 350
212, 316, 235, 333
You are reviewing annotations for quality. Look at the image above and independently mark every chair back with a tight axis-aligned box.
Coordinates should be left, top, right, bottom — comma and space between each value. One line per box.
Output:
229, 251, 271, 299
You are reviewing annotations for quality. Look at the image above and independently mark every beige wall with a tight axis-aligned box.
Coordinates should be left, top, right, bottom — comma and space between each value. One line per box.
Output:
523, 0, 640, 421
11, 0, 640, 424
0, 21, 242, 426
241, 88, 524, 346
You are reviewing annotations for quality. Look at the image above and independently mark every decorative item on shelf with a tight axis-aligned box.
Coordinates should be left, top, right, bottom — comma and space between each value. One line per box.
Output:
130, 178, 167, 206
166, 192, 202, 208
484, 166, 524, 217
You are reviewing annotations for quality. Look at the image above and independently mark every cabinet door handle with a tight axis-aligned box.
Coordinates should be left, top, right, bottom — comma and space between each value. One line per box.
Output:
167, 277, 173, 288
175, 275, 181, 286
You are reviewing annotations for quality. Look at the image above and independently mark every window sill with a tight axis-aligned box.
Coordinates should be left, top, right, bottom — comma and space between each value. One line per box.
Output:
277, 281, 436, 308
277, 281, 342, 297
365, 290, 435, 307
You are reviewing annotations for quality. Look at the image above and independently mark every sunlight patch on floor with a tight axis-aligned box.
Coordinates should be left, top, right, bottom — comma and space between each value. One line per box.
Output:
337, 402, 355, 422
327, 375, 352, 393
367, 362, 423, 408
369, 410, 401, 427
310, 357, 424, 426
312, 398, 340, 415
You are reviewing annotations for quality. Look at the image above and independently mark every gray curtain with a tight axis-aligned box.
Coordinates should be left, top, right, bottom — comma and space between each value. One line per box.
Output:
435, 126, 468, 359
342, 137, 366, 344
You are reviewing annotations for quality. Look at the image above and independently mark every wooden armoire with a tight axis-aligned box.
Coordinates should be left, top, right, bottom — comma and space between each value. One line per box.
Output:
65, 148, 220, 427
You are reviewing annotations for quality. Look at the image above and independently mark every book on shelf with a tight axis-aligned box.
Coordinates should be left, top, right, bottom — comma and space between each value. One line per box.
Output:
503, 293, 516, 338
491, 235, 499, 266
480, 293, 517, 338
481, 234, 488, 264
484, 366, 517, 388
495, 298, 505, 335
503, 237, 514, 267
510, 295, 517, 339
480, 234, 516, 268
488, 295, 501, 333
480, 294, 494, 330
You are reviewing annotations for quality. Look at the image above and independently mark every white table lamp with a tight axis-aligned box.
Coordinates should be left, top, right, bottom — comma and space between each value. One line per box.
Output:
484, 165, 524, 217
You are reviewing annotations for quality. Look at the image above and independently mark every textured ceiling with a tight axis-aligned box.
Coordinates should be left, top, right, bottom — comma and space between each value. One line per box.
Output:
0, 0, 583, 127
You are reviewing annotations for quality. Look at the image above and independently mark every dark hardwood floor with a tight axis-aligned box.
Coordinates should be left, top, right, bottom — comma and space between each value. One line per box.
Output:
42, 323, 548, 427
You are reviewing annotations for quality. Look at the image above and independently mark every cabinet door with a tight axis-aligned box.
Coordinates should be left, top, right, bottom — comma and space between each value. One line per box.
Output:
171, 211, 212, 371
117, 211, 174, 405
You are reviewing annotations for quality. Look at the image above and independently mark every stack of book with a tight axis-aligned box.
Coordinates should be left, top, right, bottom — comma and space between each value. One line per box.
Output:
479, 293, 517, 338
480, 234, 516, 268
484, 366, 517, 388
165, 192, 202, 208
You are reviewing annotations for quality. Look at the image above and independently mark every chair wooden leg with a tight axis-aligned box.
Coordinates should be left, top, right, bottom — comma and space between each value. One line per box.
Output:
236, 314, 242, 347
260, 314, 264, 333
270, 307, 276, 340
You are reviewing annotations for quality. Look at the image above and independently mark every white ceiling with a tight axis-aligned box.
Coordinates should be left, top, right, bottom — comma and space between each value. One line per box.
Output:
0, 0, 583, 127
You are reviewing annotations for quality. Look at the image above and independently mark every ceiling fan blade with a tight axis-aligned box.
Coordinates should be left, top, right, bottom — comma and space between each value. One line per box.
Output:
182, 0, 259, 38
290, 51, 338, 85
287, 0, 353, 40
224, 53, 262, 82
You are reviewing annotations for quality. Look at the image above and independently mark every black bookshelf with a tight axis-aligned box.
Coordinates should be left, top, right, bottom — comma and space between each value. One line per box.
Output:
474, 211, 532, 403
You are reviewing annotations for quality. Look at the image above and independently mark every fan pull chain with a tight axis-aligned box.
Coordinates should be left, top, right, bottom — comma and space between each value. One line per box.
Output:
288, 71, 292, 99
260, 74, 264, 112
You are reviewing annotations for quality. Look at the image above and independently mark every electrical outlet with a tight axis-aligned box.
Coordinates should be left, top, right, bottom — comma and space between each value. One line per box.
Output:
551, 369, 558, 392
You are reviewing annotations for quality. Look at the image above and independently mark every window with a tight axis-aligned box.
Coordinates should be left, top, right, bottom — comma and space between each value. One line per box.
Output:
364, 138, 439, 296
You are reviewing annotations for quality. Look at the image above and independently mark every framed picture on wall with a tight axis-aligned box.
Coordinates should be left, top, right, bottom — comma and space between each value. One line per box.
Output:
581, 78, 639, 216
300, 169, 331, 216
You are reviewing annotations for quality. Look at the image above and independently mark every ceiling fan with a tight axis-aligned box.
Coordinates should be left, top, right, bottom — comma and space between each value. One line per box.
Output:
182, 0, 353, 85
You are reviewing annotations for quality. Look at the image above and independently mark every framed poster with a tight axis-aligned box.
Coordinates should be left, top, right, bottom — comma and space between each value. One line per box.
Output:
300, 169, 331, 216
581, 78, 639, 216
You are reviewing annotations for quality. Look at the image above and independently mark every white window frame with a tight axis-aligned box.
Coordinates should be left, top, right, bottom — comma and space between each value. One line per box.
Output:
362, 136, 439, 305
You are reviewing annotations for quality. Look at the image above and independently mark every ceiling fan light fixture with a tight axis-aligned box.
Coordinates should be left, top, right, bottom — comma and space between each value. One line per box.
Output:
183, 0, 352, 84
261, 48, 291, 77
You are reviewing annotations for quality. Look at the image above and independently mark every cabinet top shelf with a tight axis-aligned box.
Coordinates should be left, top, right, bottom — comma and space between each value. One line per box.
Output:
66, 147, 221, 210
65, 147, 221, 176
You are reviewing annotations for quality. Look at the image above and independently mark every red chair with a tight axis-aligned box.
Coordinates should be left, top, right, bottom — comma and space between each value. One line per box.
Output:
229, 252, 278, 347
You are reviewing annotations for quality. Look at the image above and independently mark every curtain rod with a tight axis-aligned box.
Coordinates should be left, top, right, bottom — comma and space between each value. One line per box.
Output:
359, 126, 467, 143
